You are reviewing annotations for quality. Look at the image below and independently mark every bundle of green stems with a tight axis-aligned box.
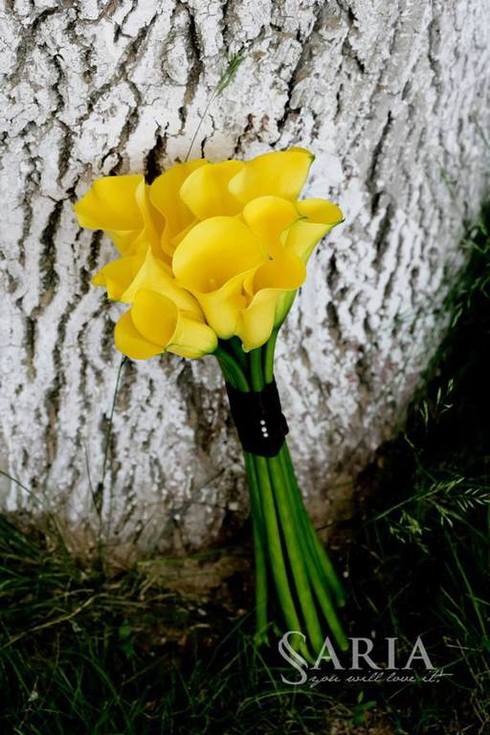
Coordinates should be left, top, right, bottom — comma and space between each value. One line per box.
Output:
215, 332, 347, 659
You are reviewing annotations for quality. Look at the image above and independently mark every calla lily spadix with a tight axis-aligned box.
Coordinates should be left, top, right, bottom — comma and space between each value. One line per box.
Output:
74, 147, 347, 658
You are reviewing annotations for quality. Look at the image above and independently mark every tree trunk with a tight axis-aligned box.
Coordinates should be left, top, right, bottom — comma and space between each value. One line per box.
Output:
0, 0, 488, 560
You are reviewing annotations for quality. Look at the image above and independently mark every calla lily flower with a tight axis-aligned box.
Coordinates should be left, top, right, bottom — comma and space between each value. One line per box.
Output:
237, 252, 306, 351
74, 174, 163, 256
273, 198, 344, 326
173, 216, 266, 338
115, 289, 217, 360
285, 198, 344, 262
242, 195, 300, 258
91, 254, 144, 301
92, 246, 202, 314
180, 159, 245, 219
228, 147, 314, 203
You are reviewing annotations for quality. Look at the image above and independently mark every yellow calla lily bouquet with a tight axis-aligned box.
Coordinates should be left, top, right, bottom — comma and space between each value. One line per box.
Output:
75, 147, 347, 656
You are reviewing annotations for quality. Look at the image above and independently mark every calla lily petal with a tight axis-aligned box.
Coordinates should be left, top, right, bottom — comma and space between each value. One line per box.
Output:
168, 315, 218, 359
114, 310, 162, 360
253, 252, 306, 293
180, 160, 244, 219
173, 216, 267, 337
228, 147, 314, 203
92, 255, 143, 300
135, 179, 165, 253
108, 230, 146, 255
131, 290, 179, 346
173, 216, 266, 293
237, 253, 306, 351
237, 289, 279, 352
75, 176, 163, 257
284, 198, 344, 262
150, 160, 207, 254
121, 249, 201, 317
297, 198, 344, 227
193, 271, 252, 338
74, 175, 144, 231
284, 220, 335, 263
132, 289, 218, 358
242, 195, 300, 257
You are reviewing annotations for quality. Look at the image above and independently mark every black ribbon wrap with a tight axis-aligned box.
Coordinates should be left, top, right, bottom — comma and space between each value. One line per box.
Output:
225, 379, 289, 457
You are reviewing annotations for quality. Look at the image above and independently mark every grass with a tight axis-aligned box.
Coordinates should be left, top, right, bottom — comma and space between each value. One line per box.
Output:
0, 207, 489, 733
0, 518, 365, 734
347, 205, 490, 733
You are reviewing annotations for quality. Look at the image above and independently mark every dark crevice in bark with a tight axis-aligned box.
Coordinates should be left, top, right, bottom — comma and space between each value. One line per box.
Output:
106, 89, 141, 174
366, 111, 393, 216
326, 254, 340, 293
145, 129, 168, 183
43, 307, 71, 468
23, 315, 37, 382
372, 202, 394, 269
6, 7, 59, 86
182, 5, 205, 122
232, 113, 254, 157
39, 200, 64, 296
57, 123, 74, 184
326, 301, 342, 345
274, 4, 325, 137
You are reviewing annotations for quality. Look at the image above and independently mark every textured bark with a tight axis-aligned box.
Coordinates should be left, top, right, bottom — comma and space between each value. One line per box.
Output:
0, 0, 489, 559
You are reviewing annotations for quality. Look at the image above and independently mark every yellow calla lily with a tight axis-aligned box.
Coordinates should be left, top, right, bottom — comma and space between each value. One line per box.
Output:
242, 195, 300, 258
179, 160, 244, 219
191, 272, 251, 340
297, 198, 344, 225
271, 199, 344, 325
237, 252, 306, 351
74, 175, 143, 232
228, 147, 314, 203
115, 289, 217, 360
92, 255, 144, 300
284, 198, 344, 263
114, 310, 163, 360
119, 249, 201, 317
173, 216, 266, 338
92, 248, 203, 323
74, 175, 162, 256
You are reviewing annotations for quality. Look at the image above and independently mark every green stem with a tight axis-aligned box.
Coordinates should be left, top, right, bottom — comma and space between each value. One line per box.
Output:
263, 328, 279, 385
282, 443, 346, 608
249, 348, 264, 391
249, 345, 312, 658
254, 455, 304, 638
228, 337, 248, 370
268, 454, 324, 653
278, 446, 348, 650
214, 346, 249, 391
263, 330, 346, 645
244, 451, 268, 642
217, 336, 347, 655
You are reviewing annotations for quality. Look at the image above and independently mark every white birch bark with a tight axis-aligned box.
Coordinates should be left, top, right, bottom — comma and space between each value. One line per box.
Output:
0, 0, 489, 559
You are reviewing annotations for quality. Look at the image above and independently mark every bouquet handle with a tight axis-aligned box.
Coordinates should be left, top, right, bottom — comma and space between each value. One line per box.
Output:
216, 339, 347, 658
